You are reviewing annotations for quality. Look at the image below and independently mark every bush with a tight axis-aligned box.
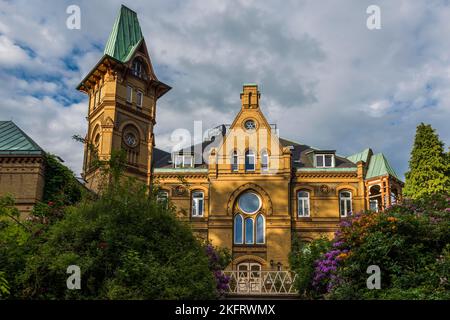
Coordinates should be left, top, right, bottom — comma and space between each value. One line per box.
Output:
0, 176, 224, 299
291, 193, 450, 300
289, 236, 331, 298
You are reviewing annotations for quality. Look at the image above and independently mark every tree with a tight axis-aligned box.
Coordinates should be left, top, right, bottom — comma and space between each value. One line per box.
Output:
404, 123, 450, 199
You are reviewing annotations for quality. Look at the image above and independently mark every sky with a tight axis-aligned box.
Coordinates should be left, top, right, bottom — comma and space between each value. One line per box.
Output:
0, 0, 449, 178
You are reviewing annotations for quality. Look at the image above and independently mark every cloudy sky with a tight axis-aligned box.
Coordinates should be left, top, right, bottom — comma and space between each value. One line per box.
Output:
0, 0, 449, 178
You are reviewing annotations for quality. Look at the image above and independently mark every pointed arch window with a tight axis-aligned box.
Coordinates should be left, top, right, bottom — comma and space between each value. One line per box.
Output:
256, 214, 265, 244
234, 214, 243, 244
245, 218, 254, 244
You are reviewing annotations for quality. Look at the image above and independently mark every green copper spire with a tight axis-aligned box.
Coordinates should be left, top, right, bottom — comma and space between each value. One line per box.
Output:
104, 5, 143, 63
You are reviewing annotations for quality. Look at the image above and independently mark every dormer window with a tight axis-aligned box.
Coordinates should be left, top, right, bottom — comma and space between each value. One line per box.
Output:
174, 154, 194, 168
131, 58, 147, 79
315, 154, 335, 168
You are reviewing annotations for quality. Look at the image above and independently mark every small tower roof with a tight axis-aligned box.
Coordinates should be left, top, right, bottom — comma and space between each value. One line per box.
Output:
104, 5, 144, 63
347, 148, 371, 164
366, 153, 400, 180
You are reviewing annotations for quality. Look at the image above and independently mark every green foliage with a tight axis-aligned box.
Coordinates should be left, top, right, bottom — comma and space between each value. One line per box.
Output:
0, 271, 9, 297
289, 236, 331, 298
0, 148, 220, 300
8, 178, 217, 299
335, 194, 449, 299
42, 153, 84, 205
404, 123, 450, 199
290, 193, 450, 300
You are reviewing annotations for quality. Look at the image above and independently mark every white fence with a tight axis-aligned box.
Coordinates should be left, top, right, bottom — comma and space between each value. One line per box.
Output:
223, 270, 297, 295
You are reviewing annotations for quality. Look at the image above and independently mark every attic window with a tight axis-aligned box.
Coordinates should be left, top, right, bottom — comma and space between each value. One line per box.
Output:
315, 154, 335, 168
132, 59, 147, 80
174, 154, 194, 168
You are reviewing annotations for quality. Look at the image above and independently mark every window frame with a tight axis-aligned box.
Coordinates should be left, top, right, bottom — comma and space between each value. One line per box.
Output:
191, 191, 204, 217
255, 214, 265, 244
297, 190, 310, 217
136, 90, 143, 108
261, 150, 269, 172
315, 154, 335, 168
245, 150, 256, 172
231, 151, 239, 172
234, 214, 244, 244
339, 190, 352, 217
245, 217, 254, 244
126, 84, 133, 103
173, 154, 194, 168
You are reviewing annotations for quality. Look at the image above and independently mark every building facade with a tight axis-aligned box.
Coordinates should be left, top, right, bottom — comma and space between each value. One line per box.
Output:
0, 121, 45, 215
79, 6, 403, 273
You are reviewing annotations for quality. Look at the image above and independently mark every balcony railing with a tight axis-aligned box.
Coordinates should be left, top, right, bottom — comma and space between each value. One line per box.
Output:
223, 270, 297, 295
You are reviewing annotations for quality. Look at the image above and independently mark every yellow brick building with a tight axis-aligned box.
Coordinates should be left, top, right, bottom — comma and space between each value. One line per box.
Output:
77, 6, 403, 274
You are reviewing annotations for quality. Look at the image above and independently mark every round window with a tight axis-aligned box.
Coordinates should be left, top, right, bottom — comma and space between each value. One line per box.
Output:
238, 192, 261, 214
244, 120, 256, 131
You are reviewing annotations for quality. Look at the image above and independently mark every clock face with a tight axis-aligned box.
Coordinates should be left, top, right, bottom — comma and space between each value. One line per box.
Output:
244, 120, 256, 130
124, 133, 137, 147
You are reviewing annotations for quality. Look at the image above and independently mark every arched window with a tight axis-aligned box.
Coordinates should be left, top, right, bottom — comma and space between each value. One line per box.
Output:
131, 58, 147, 79
234, 214, 243, 244
339, 191, 352, 217
245, 218, 254, 244
245, 150, 255, 171
297, 191, 310, 217
256, 214, 265, 244
231, 150, 238, 172
191, 191, 204, 217
261, 150, 269, 172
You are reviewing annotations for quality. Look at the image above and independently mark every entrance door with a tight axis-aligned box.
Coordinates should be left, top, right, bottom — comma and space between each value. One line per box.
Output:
237, 262, 261, 293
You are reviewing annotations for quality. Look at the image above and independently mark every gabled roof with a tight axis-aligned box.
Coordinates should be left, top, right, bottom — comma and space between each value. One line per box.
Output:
104, 5, 143, 63
347, 148, 371, 164
152, 129, 356, 170
0, 121, 44, 155
366, 153, 400, 180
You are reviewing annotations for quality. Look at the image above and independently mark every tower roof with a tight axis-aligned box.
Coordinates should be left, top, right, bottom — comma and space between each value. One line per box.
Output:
0, 121, 44, 155
104, 5, 144, 63
366, 153, 400, 180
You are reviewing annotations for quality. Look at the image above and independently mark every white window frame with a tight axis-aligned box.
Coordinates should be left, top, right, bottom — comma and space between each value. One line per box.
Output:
173, 154, 194, 168
339, 191, 352, 217
245, 150, 256, 172
192, 191, 204, 217
297, 191, 310, 217
315, 154, 335, 168
126, 84, 133, 103
136, 90, 143, 108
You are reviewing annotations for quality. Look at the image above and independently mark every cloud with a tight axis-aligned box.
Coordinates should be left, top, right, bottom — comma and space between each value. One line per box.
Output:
0, 0, 449, 180
0, 35, 31, 66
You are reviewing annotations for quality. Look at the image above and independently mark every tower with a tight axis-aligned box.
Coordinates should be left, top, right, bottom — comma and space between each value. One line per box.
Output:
77, 5, 170, 191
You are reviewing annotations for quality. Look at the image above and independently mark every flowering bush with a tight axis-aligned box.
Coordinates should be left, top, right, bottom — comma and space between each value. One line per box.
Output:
292, 193, 450, 299
205, 243, 231, 296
